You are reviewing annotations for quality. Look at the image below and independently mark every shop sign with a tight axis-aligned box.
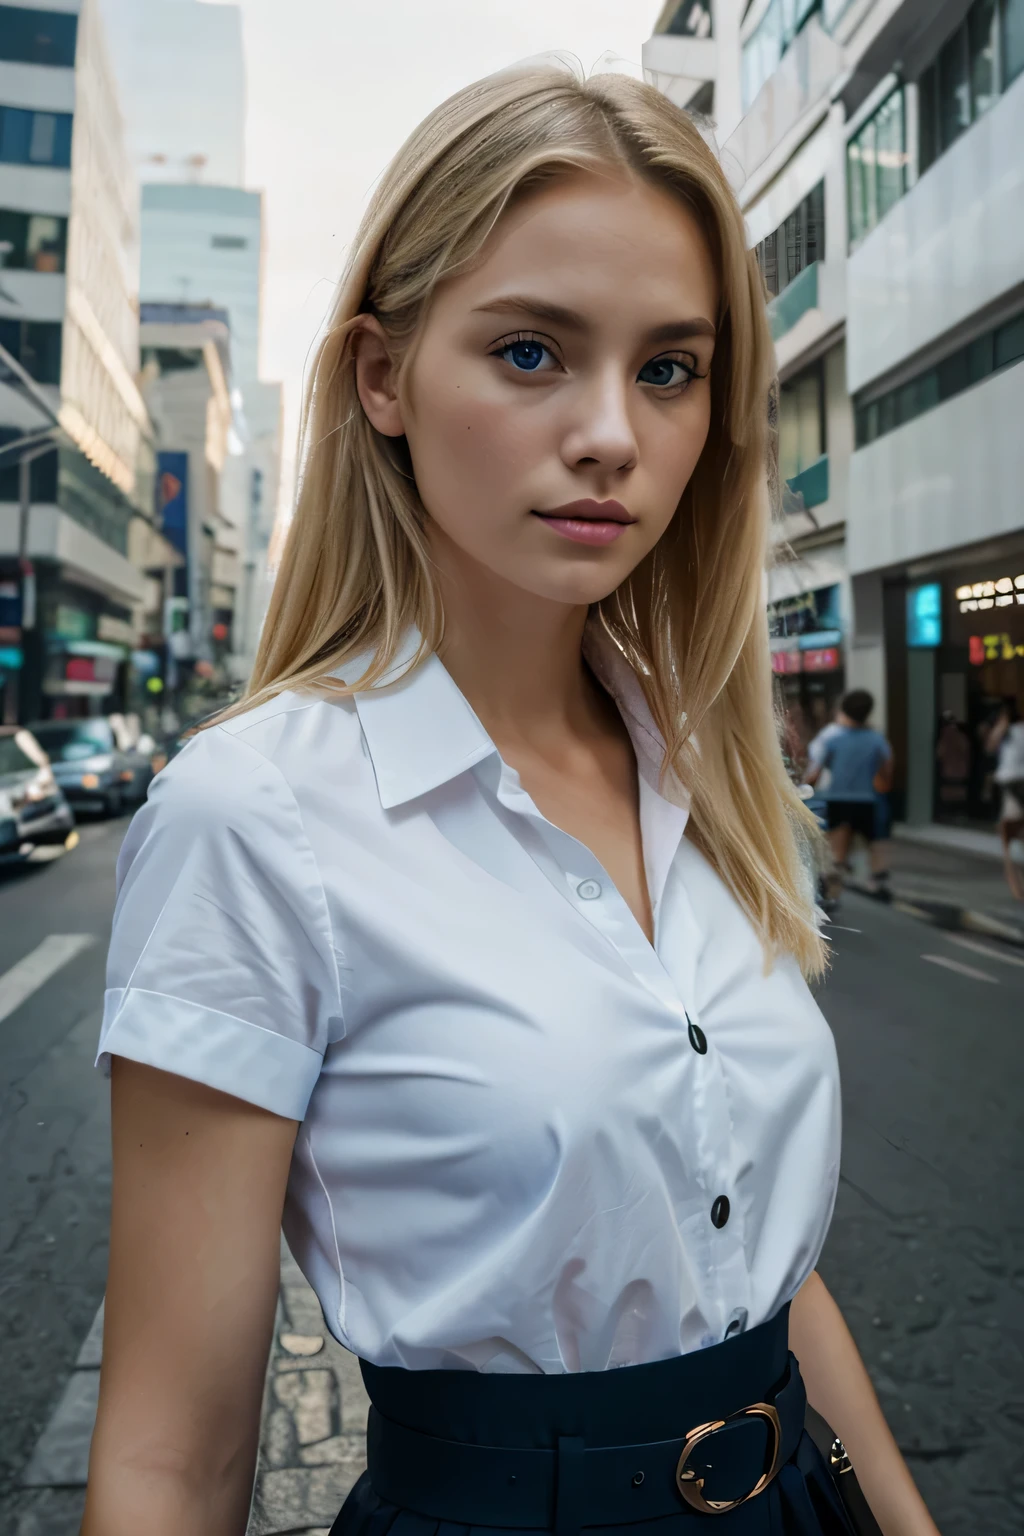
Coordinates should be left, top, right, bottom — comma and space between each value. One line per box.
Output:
907, 583, 942, 648
802, 647, 841, 672
969, 633, 1024, 664
771, 650, 802, 675
54, 604, 93, 642
98, 613, 135, 646
768, 584, 841, 641
0, 645, 23, 670
955, 574, 1024, 613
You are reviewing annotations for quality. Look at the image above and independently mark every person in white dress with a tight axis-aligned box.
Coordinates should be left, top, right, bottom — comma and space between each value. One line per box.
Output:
82, 64, 941, 1536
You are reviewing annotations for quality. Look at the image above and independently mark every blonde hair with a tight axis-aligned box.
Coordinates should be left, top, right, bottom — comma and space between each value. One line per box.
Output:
216, 62, 825, 976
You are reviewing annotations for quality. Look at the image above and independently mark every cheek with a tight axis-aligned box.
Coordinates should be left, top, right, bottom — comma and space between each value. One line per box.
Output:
408, 373, 542, 520
649, 393, 712, 501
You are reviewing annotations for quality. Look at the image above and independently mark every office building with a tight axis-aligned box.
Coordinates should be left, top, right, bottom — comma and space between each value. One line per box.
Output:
646, 0, 1024, 831
0, 0, 161, 724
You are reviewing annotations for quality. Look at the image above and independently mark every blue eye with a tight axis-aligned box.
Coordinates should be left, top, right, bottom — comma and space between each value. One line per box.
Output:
500, 338, 552, 372
638, 356, 695, 389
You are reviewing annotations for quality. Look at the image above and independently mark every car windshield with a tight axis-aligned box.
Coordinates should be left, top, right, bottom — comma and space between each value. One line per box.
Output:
0, 733, 38, 777
31, 721, 114, 761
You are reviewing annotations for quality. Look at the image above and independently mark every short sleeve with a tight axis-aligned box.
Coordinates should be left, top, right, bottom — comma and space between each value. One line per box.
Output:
98, 726, 343, 1120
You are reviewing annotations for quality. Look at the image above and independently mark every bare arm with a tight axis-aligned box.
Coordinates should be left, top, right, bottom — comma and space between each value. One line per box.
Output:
82, 1059, 299, 1536
790, 1272, 940, 1536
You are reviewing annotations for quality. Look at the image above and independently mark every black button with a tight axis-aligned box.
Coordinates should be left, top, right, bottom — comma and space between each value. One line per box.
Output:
711, 1195, 730, 1229
687, 1018, 707, 1054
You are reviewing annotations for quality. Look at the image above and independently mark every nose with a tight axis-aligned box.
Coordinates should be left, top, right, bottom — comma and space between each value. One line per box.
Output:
559, 366, 638, 476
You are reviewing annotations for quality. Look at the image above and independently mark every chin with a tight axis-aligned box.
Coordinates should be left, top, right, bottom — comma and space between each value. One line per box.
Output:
512, 560, 634, 608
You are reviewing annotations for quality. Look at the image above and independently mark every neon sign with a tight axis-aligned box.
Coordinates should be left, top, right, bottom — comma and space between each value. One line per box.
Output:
969, 634, 1024, 664
956, 574, 1024, 613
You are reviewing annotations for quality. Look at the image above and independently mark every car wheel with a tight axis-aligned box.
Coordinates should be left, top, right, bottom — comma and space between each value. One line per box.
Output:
104, 788, 123, 818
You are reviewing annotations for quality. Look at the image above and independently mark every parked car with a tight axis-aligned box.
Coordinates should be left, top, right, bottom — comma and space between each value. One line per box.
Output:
0, 726, 76, 863
28, 718, 153, 817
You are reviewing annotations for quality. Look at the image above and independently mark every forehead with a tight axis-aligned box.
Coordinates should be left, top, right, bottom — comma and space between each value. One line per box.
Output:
438, 169, 719, 324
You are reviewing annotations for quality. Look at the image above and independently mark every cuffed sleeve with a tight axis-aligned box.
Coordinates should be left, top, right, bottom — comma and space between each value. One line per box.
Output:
97, 725, 343, 1120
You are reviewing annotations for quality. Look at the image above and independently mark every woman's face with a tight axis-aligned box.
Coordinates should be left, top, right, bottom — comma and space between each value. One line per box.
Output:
356, 169, 719, 609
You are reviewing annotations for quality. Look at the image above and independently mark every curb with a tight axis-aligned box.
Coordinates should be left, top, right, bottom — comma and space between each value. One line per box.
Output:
847, 881, 1024, 950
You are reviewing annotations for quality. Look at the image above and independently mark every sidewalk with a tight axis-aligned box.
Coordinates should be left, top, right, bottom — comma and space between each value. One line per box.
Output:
14, 1243, 368, 1536
846, 823, 1024, 947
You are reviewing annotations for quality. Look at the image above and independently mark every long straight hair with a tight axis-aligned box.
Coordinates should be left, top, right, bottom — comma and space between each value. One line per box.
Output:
213, 63, 825, 976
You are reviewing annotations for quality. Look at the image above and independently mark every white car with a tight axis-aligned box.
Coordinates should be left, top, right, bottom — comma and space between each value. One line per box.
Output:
0, 726, 76, 863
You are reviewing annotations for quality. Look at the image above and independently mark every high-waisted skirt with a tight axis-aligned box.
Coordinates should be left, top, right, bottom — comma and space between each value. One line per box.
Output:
330, 1304, 857, 1535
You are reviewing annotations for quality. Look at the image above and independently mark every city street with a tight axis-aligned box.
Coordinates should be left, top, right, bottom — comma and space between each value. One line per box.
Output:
1, 819, 1022, 1535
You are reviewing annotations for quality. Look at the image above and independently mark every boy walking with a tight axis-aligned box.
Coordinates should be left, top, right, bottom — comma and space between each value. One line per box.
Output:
806, 689, 893, 901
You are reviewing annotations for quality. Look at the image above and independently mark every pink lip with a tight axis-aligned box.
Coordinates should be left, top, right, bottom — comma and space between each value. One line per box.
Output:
533, 499, 635, 548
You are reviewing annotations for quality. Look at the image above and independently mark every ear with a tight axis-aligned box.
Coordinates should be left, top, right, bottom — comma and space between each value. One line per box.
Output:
352, 315, 405, 438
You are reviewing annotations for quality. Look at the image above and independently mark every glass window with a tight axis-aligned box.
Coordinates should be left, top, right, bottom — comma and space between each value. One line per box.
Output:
937, 347, 969, 399
0, 208, 66, 272
969, 0, 1000, 114
917, 369, 941, 411
1004, 0, 1024, 85
31, 721, 114, 761
805, 179, 825, 263
847, 135, 869, 246
0, 106, 72, 168
757, 229, 780, 297
967, 331, 994, 383
28, 112, 56, 164
779, 366, 824, 481
875, 90, 906, 219
878, 392, 896, 436
918, 64, 938, 175
664, 0, 712, 37
994, 313, 1024, 367
0, 6, 78, 68
0, 731, 37, 775
26, 213, 65, 271
4, 320, 63, 385
938, 27, 971, 152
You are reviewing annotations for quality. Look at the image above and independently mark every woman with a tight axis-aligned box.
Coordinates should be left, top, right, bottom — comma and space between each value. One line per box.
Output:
83, 66, 940, 1536
986, 701, 1024, 901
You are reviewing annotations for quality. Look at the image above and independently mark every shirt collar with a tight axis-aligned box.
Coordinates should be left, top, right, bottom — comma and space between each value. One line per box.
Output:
342, 619, 689, 819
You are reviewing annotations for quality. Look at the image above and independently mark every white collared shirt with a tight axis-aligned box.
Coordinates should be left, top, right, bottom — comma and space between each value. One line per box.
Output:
98, 626, 840, 1373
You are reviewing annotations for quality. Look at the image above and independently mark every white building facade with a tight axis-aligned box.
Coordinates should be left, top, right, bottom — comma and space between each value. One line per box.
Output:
102, 0, 283, 699
0, 0, 158, 725
646, 0, 1024, 831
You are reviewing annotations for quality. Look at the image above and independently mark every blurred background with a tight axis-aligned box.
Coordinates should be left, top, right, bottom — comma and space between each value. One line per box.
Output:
0, 2, 1022, 1533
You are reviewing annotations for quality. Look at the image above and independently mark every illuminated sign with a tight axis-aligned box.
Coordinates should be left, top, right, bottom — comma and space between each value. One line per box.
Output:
802, 647, 841, 672
771, 650, 802, 675
969, 634, 1024, 664
955, 574, 1024, 613
907, 583, 942, 647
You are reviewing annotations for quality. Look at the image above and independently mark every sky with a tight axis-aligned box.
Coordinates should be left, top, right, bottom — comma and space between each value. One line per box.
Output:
205, 0, 665, 509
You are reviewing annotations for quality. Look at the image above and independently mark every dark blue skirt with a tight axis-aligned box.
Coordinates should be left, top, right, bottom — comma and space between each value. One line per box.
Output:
330, 1306, 856, 1535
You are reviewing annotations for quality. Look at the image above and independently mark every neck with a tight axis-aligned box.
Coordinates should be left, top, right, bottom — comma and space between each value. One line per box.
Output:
429, 533, 597, 742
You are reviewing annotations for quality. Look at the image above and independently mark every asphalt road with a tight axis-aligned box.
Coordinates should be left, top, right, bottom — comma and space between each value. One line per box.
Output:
1, 821, 1021, 1533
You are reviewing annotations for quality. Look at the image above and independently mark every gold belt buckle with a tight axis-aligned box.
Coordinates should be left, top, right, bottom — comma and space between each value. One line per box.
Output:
675, 1402, 783, 1514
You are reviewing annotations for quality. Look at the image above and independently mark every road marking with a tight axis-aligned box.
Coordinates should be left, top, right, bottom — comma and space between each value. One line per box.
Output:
0, 935, 96, 1023
944, 933, 1024, 970
921, 953, 998, 984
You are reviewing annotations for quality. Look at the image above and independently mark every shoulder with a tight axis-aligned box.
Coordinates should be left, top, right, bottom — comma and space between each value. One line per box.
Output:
160, 688, 362, 817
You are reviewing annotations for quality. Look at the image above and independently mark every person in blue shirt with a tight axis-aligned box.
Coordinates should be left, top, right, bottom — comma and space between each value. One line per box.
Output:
806, 689, 893, 902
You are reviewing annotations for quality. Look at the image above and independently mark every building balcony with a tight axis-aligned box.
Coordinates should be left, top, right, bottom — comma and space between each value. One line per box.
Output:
847, 365, 1023, 576
641, 33, 716, 111
725, 18, 842, 187
847, 73, 1024, 395
768, 261, 817, 341
786, 453, 829, 510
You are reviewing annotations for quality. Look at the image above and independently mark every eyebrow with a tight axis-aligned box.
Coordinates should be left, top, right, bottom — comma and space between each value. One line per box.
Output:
472, 294, 717, 344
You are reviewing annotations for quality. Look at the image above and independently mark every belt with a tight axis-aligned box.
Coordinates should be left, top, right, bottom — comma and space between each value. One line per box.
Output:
365, 1354, 808, 1530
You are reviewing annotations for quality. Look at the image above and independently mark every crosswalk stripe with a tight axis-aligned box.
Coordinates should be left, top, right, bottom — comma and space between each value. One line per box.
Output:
0, 935, 96, 1024
921, 953, 998, 984
945, 933, 1024, 970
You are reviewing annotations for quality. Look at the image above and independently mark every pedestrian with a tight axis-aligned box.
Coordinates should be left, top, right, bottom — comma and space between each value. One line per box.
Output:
83, 66, 939, 1536
986, 701, 1024, 901
806, 690, 893, 903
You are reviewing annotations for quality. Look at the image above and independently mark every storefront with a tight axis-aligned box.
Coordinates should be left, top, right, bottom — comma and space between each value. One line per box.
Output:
884, 542, 1024, 826
768, 582, 846, 754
